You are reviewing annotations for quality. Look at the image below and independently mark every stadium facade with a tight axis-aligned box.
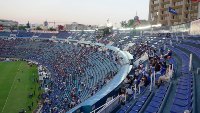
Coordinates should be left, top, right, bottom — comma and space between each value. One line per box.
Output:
148, 0, 200, 26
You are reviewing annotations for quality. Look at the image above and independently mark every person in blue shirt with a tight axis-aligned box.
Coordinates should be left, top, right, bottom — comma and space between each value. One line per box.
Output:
164, 49, 172, 59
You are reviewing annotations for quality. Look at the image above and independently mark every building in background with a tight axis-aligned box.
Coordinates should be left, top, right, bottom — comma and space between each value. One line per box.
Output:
65, 22, 97, 30
149, 0, 200, 26
0, 19, 18, 30
65, 22, 87, 30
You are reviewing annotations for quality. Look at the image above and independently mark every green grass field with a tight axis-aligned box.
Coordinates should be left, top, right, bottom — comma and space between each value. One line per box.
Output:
0, 61, 42, 113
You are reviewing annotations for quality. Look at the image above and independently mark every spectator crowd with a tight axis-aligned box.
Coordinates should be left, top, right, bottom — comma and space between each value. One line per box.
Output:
0, 38, 120, 112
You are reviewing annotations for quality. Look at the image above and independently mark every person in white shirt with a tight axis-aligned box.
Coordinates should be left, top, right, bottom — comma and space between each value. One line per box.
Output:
126, 87, 133, 101
120, 94, 126, 105
157, 66, 170, 86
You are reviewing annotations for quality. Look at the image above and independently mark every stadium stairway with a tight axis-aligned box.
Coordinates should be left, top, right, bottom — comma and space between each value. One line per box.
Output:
136, 56, 176, 113
156, 39, 197, 113
159, 40, 197, 113
114, 39, 198, 113
142, 83, 171, 113
162, 45, 194, 113
160, 49, 182, 113
116, 87, 150, 113
175, 42, 200, 113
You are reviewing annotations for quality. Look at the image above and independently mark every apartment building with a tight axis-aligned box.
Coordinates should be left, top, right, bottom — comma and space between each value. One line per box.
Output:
149, 0, 200, 26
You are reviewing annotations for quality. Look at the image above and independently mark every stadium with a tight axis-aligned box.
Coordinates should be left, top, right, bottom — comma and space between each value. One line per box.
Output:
0, 0, 200, 113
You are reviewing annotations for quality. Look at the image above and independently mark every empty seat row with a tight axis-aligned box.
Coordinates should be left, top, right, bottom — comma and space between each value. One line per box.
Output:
177, 44, 200, 60
168, 47, 189, 74
170, 75, 193, 113
128, 91, 151, 113
144, 83, 170, 113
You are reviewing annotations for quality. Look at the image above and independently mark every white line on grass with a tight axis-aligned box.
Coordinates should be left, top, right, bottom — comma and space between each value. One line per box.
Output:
1, 62, 22, 113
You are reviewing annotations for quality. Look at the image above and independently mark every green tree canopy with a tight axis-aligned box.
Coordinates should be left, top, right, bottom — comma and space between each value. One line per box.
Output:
48, 27, 56, 31
36, 26, 42, 30
18, 25, 26, 30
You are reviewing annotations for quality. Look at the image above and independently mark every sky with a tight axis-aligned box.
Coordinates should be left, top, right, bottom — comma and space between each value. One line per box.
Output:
0, 0, 149, 25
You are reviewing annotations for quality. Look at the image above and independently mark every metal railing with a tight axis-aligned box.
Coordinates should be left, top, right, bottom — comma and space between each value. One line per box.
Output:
90, 95, 121, 113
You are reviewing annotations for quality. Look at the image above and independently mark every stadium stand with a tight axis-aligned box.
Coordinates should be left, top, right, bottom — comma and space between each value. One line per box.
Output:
0, 30, 200, 113
0, 37, 126, 112
0, 31, 10, 37
56, 31, 71, 39
16, 31, 34, 37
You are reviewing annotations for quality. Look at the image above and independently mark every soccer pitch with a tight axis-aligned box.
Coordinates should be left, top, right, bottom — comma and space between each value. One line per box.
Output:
0, 61, 41, 113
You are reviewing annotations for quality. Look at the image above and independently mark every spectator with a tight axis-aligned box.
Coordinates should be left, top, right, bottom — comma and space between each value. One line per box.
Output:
156, 66, 170, 87
0, 38, 120, 112
126, 86, 133, 101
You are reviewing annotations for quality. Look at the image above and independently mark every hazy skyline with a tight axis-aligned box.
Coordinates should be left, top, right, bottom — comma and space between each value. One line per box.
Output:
0, 0, 149, 25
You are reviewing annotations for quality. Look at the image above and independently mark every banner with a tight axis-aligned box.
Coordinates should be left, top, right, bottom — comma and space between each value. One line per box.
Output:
171, 23, 190, 33
190, 19, 200, 35
168, 7, 178, 15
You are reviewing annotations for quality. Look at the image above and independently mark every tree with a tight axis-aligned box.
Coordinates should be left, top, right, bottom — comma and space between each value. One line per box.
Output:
58, 25, 64, 31
127, 19, 134, 27
18, 25, 26, 30
10, 25, 18, 31
26, 21, 30, 28
120, 21, 128, 28
36, 26, 42, 30
49, 27, 56, 31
